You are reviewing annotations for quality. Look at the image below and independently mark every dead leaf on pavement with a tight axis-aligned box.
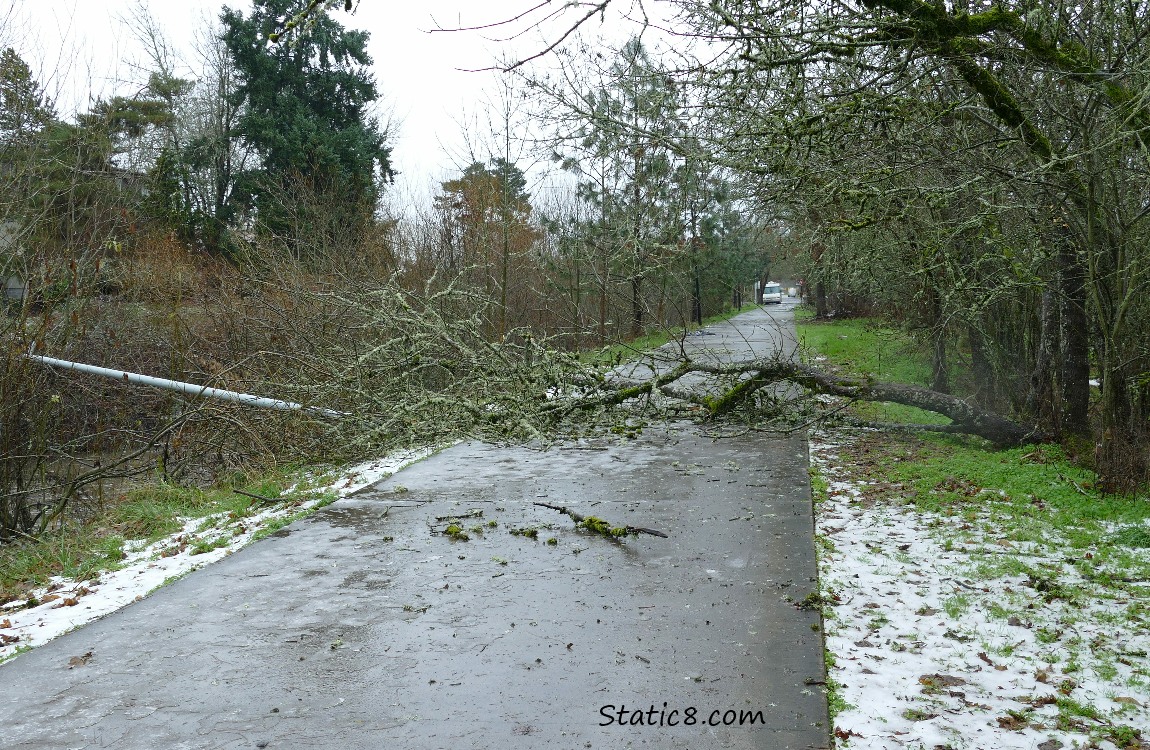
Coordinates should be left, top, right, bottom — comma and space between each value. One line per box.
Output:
68, 651, 94, 668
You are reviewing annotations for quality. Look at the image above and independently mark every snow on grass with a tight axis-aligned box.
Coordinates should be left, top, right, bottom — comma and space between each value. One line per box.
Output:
0, 447, 432, 664
812, 434, 1150, 750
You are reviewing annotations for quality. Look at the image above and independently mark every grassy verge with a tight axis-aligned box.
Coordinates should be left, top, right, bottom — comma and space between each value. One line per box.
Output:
802, 310, 1150, 744
820, 431, 1150, 743
798, 307, 1150, 547
843, 432, 1150, 578
795, 311, 951, 425
808, 461, 855, 724
581, 303, 758, 365
0, 467, 335, 606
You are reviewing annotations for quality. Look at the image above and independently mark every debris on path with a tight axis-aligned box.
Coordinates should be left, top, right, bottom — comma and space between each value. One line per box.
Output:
532, 501, 669, 538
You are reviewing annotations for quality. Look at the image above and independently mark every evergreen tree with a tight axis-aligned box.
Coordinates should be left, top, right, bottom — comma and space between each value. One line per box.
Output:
221, 0, 392, 259
0, 48, 54, 148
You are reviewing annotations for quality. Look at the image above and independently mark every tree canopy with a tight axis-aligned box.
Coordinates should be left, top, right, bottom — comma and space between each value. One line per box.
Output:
221, 0, 392, 258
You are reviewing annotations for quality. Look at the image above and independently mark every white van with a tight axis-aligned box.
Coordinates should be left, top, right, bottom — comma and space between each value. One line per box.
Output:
761, 282, 783, 304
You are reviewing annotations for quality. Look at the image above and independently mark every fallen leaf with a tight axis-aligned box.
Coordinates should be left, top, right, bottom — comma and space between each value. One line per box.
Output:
1114, 696, 1142, 707
919, 674, 966, 688
996, 714, 1026, 730
0, 619, 10, 628
68, 651, 94, 668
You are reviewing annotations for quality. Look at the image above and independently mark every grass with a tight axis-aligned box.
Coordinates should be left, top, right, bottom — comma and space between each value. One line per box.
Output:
0, 466, 335, 606
852, 436, 1150, 560
805, 309, 1150, 742
796, 314, 934, 385
819, 428, 1150, 728
795, 313, 951, 425
798, 310, 1150, 536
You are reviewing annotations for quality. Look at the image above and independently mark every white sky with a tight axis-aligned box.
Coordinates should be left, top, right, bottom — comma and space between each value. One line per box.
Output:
5, 0, 650, 201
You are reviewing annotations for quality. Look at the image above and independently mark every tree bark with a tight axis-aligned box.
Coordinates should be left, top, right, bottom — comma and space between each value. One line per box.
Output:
815, 281, 828, 319
931, 331, 949, 394
1026, 282, 1059, 431
968, 324, 996, 408
1057, 243, 1090, 435
691, 264, 702, 325
630, 275, 644, 337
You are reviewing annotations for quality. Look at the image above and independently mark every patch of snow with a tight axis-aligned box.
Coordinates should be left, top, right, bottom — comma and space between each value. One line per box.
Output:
0, 447, 433, 664
811, 434, 1150, 750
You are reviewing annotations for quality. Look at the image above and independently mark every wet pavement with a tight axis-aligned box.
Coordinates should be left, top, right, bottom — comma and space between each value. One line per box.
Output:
617, 302, 801, 389
0, 302, 829, 749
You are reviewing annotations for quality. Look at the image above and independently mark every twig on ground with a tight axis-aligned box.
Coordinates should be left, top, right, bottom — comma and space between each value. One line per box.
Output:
533, 501, 668, 538
234, 489, 281, 504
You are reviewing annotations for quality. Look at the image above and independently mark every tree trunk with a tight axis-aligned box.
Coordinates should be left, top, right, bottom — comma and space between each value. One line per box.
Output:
1096, 358, 1144, 494
931, 330, 949, 394
598, 252, 608, 345
815, 281, 828, 319
604, 357, 1045, 447
968, 324, 995, 408
1058, 244, 1090, 435
630, 275, 643, 337
1026, 282, 1059, 431
691, 264, 702, 325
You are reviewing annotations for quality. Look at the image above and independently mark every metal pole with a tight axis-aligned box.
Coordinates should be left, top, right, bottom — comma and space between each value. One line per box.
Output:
27, 353, 344, 418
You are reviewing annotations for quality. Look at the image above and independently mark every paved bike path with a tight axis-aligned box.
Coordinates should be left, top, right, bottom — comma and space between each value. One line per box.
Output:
0, 304, 829, 749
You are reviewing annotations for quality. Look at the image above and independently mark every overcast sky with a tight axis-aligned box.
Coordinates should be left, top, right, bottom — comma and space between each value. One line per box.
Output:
6, 0, 644, 201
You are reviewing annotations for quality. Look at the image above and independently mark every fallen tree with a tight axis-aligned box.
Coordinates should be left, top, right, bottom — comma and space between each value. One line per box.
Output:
244, 275, 1045, 456
572, 355, 1047, 448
